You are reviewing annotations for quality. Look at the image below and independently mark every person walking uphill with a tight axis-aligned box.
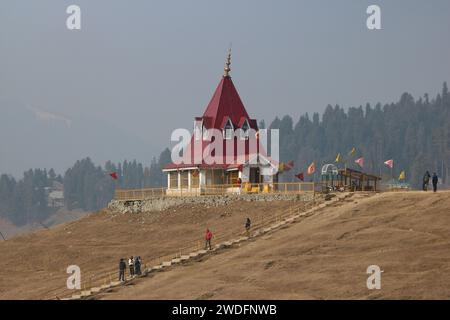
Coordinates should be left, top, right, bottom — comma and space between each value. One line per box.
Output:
205, 229, 213, 250
119, 258, 126, 282
245, 218, 251, 236
128, 256, 135, 277
423, 171, 431, 191
432, 173, 439, 192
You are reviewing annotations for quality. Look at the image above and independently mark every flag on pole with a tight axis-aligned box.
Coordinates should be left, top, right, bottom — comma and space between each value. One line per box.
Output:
399, 171, 406, 180
348, 147, 356, 156
384, 159, 394, 169
285, 160, 295, 171
295, 172, 304, 181
355, 157, 364, 168
307, 162, 316, 175
109, 172, 118, 180
335, 153, 341, 163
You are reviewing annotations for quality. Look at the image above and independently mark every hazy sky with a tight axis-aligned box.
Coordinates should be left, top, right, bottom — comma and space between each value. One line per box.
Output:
1, 0, 450, 174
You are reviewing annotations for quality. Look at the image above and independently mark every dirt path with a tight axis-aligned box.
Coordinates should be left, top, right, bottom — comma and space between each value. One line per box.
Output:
96, 191, 450, 300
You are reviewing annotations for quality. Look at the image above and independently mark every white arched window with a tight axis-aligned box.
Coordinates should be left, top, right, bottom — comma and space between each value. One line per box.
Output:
223, 118, 234, 140
202, 125, 209, 140
194, 120, 202, 141
240, 119, 250, 140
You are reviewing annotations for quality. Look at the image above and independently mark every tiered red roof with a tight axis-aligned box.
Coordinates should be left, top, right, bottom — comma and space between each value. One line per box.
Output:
201, 76, 257, 131
164, 56, 261, 171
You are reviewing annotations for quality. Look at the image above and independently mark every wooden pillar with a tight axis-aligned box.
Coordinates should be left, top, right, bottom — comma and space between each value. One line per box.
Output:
188, 170, 191, 190
199, 169, 206, 193
167, 172, 171, 189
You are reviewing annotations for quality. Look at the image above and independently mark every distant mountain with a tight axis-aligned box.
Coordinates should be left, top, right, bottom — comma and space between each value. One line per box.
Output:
0, 100, 156, 177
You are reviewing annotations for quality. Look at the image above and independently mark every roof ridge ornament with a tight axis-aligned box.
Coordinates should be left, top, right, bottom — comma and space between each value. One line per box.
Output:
223, 48, 231, 77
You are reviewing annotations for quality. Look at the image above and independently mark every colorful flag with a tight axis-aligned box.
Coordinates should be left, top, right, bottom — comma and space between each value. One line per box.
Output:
295, 172, 304, 181
307, 162, 316, 175
348, 147, 356, 156
384, 159, 394, 169
399, 171, 406, 180
109, 172, 118, 180
284, 160, 294, 171
355, 157, 364, 168
287, 160, 294, 168
335, 153, 341, 163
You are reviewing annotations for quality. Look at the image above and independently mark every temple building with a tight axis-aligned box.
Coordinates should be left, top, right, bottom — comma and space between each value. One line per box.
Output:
163, 52, 279, 195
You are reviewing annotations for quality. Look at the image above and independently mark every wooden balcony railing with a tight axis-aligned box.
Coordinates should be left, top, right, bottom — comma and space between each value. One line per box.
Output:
114, 182, 317, 201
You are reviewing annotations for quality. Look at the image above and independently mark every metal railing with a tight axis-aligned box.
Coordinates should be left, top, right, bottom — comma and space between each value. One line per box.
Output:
114, 182, 316, 201
114, 187, 166, 200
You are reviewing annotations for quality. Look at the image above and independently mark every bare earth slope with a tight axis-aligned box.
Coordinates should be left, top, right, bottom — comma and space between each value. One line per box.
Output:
0, 209, 89, 241
0, 200, 296, 299
98, 191, 450, 300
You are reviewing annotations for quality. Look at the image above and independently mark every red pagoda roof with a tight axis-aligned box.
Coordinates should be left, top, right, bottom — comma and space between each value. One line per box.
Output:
201, 76, 257, 130
164, 52, 261, 170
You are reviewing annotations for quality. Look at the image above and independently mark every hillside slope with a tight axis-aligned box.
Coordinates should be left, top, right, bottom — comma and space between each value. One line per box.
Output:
97, 191, 450, 300
0, 209, 90, 241
0, 200, 297, 299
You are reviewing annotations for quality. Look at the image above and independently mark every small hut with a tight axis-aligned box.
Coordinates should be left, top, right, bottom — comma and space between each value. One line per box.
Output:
320, 165, 381, 192
337, 168, 381, 192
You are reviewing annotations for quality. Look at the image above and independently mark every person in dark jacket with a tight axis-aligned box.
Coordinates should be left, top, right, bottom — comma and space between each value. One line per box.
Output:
119, 258, 126, 282
423, 171, 431, 191
245, 218, 251, 236
205, 229, 213, 250
134, 256, 142, 276
432, 173, 438, 192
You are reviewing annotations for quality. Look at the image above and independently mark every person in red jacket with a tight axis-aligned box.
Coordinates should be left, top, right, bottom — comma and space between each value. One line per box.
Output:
205, 229, 213, 250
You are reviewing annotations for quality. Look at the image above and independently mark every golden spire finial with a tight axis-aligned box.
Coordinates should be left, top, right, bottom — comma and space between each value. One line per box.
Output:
224, 47, 231, 77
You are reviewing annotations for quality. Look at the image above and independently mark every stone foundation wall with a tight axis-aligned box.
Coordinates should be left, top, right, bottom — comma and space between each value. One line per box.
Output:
108, 193, 315, 214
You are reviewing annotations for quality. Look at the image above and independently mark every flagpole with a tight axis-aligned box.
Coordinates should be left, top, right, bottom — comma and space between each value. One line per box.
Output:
391, 167, 393, 183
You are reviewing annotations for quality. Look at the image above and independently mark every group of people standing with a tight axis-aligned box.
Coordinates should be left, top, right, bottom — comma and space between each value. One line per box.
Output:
423, 171, 439, 192
118, 256, 142, 281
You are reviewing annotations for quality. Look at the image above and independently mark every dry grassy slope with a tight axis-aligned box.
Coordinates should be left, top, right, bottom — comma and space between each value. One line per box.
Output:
0, 200, 297, 299
0, 209, 90, 241
97, 191, 450, 300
